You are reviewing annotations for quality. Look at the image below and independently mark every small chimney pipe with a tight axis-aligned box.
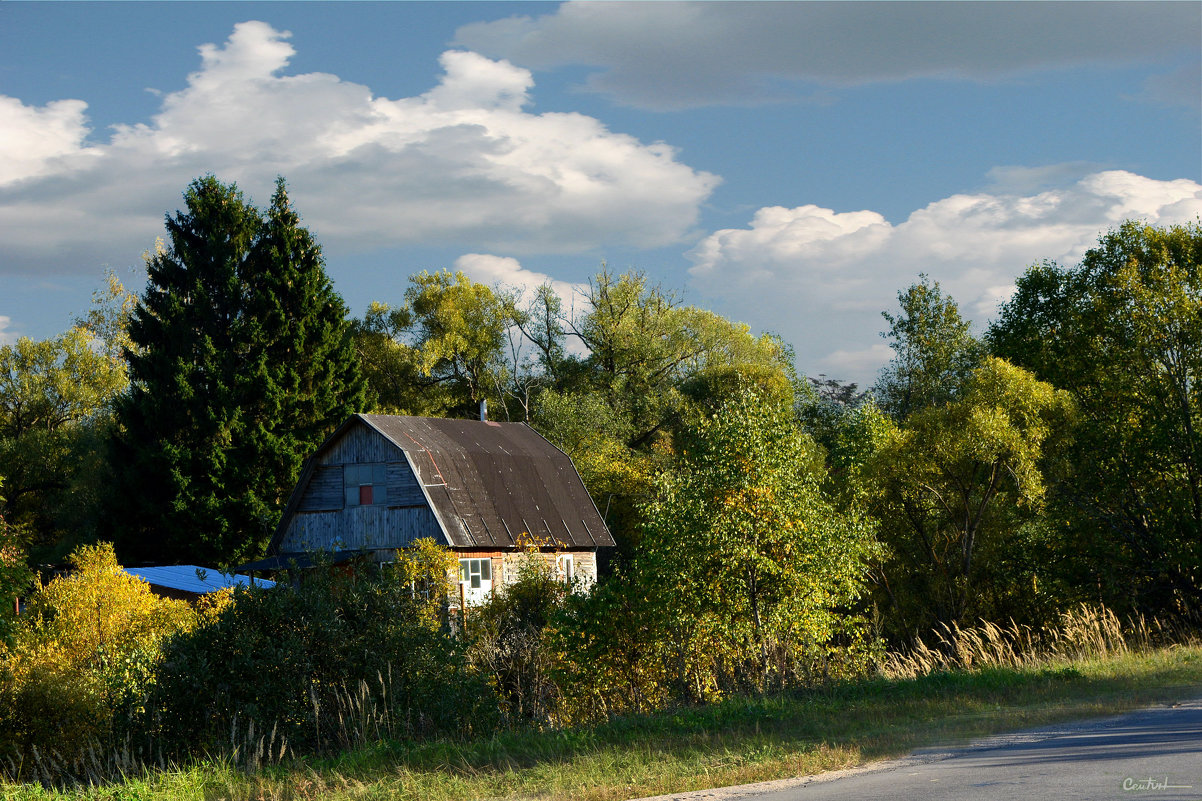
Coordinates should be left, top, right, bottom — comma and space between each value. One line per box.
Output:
480, 398, 488, 422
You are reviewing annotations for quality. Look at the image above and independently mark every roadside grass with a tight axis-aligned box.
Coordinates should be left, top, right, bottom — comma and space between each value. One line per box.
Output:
4, 644, 1200, 801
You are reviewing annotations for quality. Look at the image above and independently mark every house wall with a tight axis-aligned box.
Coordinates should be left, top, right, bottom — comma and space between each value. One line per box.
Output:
280, 423, 445, 554
450, 549, 597, 607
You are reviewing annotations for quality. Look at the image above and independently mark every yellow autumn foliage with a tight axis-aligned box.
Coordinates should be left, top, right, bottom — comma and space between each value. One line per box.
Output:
0, 542, 212, 764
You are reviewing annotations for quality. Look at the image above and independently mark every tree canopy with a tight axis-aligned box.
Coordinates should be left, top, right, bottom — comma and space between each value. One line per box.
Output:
874, 275, 981, 421
109, 176, 365, 567
989, 220, 1202, 620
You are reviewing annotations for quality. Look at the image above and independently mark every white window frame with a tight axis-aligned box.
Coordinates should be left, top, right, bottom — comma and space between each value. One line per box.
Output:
556, 553, 574, 584
458, 558, 493, 605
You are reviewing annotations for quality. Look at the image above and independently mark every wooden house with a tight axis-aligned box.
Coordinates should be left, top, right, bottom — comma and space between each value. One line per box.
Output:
244, 413, 614, 605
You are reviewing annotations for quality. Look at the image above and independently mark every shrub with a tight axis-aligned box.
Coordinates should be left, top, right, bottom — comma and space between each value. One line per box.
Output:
147, 541, 497, 757
468, 550, 567, 726
0, 543, 198, 776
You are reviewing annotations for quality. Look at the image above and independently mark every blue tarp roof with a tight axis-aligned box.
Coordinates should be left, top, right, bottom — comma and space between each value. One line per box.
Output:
125, 565, 274, 595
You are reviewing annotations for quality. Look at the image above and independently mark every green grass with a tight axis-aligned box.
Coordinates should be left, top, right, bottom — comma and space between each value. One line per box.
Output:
4, 645, 1200, 801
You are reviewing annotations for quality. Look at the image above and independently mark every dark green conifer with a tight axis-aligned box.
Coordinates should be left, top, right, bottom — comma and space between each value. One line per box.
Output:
110, 177, 365, 566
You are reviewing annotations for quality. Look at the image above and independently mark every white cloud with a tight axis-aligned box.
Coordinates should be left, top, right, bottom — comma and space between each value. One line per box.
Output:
452, 253, 591, 358
0, 316, 16, 346
0, 21, 718, 276
455, 1, 1202, 109
0, 97, 99, 185
687, 170, 1202, 384
453, 253, 584, 309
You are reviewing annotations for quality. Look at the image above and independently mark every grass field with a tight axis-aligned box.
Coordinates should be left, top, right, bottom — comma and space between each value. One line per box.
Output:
4, 644, 1199, 801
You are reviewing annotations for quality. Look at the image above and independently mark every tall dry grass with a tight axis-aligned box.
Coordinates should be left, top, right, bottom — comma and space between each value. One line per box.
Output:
880, 604, 1196, 679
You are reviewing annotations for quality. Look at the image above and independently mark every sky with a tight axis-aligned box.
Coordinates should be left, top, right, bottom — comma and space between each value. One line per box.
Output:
2, 1, 1200, 386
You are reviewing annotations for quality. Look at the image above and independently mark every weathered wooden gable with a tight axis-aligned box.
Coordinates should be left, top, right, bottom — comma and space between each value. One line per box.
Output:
279, 421, 446, 554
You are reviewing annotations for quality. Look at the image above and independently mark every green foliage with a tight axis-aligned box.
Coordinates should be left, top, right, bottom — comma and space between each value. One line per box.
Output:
0, 480, 33, 648
148, 552, 495, 756
110, 176, 365, 566
531, 269, 795, 557
547, 566, 673, 721
355, 271, 520, 418
0, 327, 127, 560
0, 543, 199, 772
468, 551, 567, 726
874, 275, 981, 420
74, 267, 141, 365
532, 388, 659, 561
568, 270, 792, 448
989, 220, 1202, 621
636, 387, 878, 697
868, 357, 1075, 640
798, 388, 893, 511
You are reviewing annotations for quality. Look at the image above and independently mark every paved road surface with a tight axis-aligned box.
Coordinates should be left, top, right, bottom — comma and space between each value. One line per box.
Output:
637, 698, 1202, 801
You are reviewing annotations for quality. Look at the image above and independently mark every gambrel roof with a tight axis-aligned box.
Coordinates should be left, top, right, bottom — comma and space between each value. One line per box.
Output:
268, 413, 614, 553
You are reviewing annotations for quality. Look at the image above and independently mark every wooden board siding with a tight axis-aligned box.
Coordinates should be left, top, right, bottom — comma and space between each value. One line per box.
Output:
280, 506, 444, 553
297, 465, 344, 511
498, 550, 598, 590
386, 462, 425, 507
297, 422, 427, 513
318, 423, 396, 465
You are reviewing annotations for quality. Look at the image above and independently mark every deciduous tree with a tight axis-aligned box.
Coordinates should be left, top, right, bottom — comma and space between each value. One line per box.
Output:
989, 220, 1202, 620
874, 275, 981, 420
639, 388, 877, 694
869, 357, 1074, 639
0, 327, 126, 559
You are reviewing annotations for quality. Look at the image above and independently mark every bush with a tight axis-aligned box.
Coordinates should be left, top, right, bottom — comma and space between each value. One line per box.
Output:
0, 543, 199, 777
148, 541, 497, 757
468, 551, 568, 726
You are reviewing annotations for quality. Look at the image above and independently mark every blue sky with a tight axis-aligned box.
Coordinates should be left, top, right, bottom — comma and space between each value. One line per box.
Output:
2, 1, 1199, 385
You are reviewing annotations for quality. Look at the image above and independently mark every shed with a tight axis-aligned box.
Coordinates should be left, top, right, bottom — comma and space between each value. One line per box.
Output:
251, 413, 614, 604
124, 565, 274, 602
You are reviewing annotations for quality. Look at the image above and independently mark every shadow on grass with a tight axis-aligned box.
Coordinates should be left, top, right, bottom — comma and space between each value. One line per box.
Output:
307, 649, 1202, 786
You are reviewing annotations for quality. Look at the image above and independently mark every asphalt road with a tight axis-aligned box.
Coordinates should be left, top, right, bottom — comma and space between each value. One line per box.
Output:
637, 698, 1202, 801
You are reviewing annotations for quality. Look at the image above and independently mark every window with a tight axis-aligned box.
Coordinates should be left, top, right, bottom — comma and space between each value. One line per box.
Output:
458, 558, 493, 605
459, 558, 491, 588
556, 554, 574, 584
344, 463, 388, 506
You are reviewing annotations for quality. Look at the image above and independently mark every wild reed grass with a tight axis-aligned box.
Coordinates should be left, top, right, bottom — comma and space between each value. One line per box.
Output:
880, 604, 1196, 679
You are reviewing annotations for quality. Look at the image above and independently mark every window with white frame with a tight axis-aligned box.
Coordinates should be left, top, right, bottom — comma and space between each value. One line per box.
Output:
458, 558, 493, 605
459, 558, 492, 588
556, 554, 574, 584
344, 463, 388, 506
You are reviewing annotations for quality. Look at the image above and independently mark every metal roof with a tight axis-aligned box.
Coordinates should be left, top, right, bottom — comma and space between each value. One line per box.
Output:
125, 565, 275, 595
271, 414, 614, 552
238, 550, 362, 571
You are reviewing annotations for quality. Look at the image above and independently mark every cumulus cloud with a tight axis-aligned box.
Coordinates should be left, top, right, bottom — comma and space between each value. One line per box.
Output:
687, 170, 1202, 383
0, 316, 16, 346
452, 253, 591, 357
0, 97, 99, 184
455, 1, 1202, 110
0, 21, 718, 275
453, 253, 584, 309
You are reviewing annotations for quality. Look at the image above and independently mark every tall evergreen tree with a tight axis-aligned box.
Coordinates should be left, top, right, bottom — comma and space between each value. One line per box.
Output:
109, 177, 365, 567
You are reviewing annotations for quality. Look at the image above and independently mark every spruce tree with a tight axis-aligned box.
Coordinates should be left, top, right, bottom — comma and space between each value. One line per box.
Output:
110, 177, 365, 567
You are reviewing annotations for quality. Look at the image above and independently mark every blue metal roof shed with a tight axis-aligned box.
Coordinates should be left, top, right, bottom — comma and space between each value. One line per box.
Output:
125, 565, 274, 601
